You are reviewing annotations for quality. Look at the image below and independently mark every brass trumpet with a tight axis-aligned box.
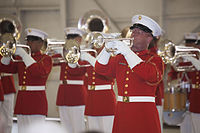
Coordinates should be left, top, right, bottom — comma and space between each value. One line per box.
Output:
0, 15, 31, 62
87, 32, 134, 55
63, 39, 97, 67
158, 40, 200, 71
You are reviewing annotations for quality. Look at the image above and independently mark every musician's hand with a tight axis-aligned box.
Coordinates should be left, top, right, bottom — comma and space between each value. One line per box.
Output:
80, 52, 91, 61
68, 63, 77, 68
112, 40, 131, 56
15, 47, 36, 67
14, 47, 27, 57
183, 56, 200, 70
105, 41, 115, 50
80, 51, 96, 67
1, 56, 11, 65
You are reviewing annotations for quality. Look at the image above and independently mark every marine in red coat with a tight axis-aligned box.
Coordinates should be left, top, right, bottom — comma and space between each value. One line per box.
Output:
52, 27, 87, 133
0, 28, 52, 133
95, 15, 163, 133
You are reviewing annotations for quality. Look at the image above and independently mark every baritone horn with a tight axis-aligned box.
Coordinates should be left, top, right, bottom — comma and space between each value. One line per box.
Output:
0, 15, 31, 61
63, 39, 97, 67
87, 32, 134, 55
158, 40, 200, 71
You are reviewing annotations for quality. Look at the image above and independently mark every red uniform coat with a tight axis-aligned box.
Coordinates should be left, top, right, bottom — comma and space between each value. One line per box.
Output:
0, 52, 52, 115
56, 62, 87, 106
1, 75, 16, 94
68, 62, 116, 116
0, 78, 4, 101
95, 50, 164, 133
149, 46, 164, 105
184, 71, 200, 113
0, 56, 16, 94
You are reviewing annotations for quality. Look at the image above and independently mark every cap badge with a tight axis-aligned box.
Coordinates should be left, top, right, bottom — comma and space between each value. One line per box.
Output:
28, 29, 31, 33
138, 16, 142, 20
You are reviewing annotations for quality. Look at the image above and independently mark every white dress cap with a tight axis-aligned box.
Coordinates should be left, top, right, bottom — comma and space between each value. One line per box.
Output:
132, 15, 162, 37
184, 32, 198, 40
64, 27, 86, 36
25, 28, 48, 40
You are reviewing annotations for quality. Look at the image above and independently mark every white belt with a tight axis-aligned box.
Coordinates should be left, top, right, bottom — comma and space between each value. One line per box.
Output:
88, 85, 112, 90
61, 80, 84, 85
1, 73, 13, 77
20, 86, 45, 91
117, 96, 155, 103
191, 84, 200, 89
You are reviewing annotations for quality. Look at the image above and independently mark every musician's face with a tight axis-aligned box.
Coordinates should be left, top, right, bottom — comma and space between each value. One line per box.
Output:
130, 28, 153, 51
27, 40, 43, 53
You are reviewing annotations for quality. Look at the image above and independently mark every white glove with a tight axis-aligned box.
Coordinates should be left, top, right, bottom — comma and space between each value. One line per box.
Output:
80, 52, 96, 67
183, 56, 200, 70
15, 47, 36, 67
113, 40, 143, 69
68, 63, 77, 68
96, 47, 111, 65
1, 56, 11, 65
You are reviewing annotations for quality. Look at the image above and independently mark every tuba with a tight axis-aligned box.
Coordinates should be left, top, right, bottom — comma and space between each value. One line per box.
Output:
78, 9, 110, 49
158, 40, 200, 71
78, 9, 109, 33
0, 15, 31, 61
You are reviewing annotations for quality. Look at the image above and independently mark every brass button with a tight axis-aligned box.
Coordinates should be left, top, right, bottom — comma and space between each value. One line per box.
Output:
65, 66, 68, 69
23, 76, 26, 79
22, 81, 26, 84
124, 91, 128, 94
196, 72, 199, 74
126, 78, 129, 81
64, 76, 67, 79
125, 84, 128, 87
92, 82, 95, 85
65, 71, 67, 74
196, 76, 199, 79
126, 71, 129, 74
196, 82, 199, 84
92, 77, 95, 79
92, 72, 95, 75
24, 71, 27, 74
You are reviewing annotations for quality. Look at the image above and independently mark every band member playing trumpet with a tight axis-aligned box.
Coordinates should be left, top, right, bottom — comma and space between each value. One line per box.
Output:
0, 28, 52, 133
52, 27, 87, 133
0, 19, 17, 133
95, 14, 164, 133
174, 32, 200, 133
67, 31, 116, 132
78, 44, 116, 133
